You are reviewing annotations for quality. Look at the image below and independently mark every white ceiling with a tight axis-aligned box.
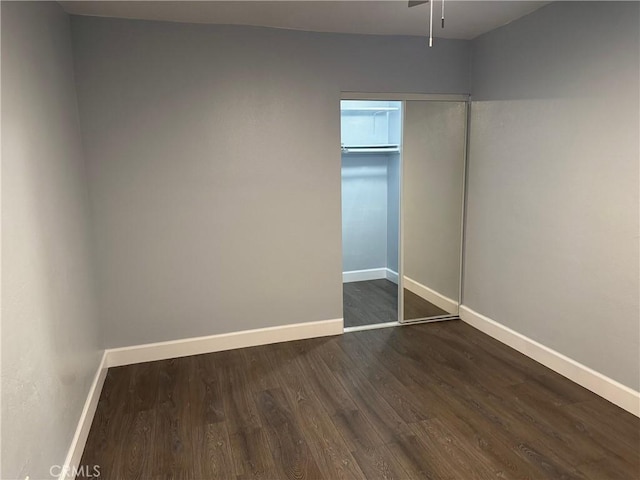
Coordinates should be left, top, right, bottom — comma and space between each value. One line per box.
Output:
59, 1, 548, 40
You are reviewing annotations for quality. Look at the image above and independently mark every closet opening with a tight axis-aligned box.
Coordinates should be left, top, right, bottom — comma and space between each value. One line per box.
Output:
340, 93, 469, 332
341, 99, 402, 330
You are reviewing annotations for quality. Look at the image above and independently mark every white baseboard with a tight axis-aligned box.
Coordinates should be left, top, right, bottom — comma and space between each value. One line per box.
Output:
344, 321, 400, 333
403, 276, 458, 314
343, 268, 399, 284
386, 269, 399, 284
59, 351, 108, 480
459, 305, 640, 417
105, 318, 343, 367
343, 268, 387, 283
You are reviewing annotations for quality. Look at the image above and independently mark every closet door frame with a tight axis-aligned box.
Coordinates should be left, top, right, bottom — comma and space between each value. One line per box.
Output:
340, 92, 470, 328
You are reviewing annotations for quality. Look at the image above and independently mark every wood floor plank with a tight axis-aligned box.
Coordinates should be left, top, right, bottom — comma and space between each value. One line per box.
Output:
428, 401, 543, 480
255, 387, 324, 480
415, 322, 528, 386
400, 330, 596, 464
115, 409, 155, 480
268, 341, 368, 480
395, 331, 591, 478
228, 427, 278, 480
408, 418, 510, 480
191, 421, 236, 479
79, 367, 133, 478
530, 373, 596, 406
187, 354, 237, 478
319, 339, 413, 443
153, 357, 193, 477
564, 397, 640, 450
239, 344, 282, 393
334, 332, 535, 478
340, 332, 431, 424
350, 444, 412, 480
403, 289, 448, 320
343, 279, 451, 327
502, 381, 619, 464
330, 408, 387, 453
343, 280, 398, 327
80, 321, 640, 479
360, 328, 584, 478
297, 341, 360, 415
215, 350, 263, 436
291, 338, 390, 453
577, 456, 639, 480
444, 320, 556, 378
128, 361, 160, 413
190, 353, 226, 425
387, 432, 457, 480
559, 402, 640, 476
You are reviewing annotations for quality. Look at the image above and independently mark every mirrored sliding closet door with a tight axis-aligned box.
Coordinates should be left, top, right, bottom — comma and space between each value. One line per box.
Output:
400, 100, 467, 323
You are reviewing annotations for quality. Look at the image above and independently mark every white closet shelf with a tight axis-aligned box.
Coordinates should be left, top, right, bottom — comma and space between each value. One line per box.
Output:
340, 107, 400, 113
341, 145, 400, 154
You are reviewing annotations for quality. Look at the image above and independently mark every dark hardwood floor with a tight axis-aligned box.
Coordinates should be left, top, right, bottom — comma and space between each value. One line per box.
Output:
343, 279, 398, 327
343, 279, 449, 327
403, 289, 449, 320
80, 321, 640, 479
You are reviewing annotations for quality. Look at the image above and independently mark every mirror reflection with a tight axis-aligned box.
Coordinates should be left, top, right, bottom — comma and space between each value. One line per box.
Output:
401, 101, 467, 322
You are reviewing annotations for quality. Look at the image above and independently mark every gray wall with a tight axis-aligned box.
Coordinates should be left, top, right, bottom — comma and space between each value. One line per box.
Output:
70, 16, 470, 347
466, 1, 640, 389
341, 155, 389, 272
1, 2, 102, 478
403, 101, 466, 300
341, 152, 400, 275
387, 154, 401, 274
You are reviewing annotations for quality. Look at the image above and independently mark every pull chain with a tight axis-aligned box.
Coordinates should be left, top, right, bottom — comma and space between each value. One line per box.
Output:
429, 0, 433, 46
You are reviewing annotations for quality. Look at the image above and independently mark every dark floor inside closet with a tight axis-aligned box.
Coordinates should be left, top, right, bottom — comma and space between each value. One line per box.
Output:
343, 279, 448, 328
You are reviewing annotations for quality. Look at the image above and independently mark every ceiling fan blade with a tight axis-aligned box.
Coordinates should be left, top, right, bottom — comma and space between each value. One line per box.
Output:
408, 0, 429, 7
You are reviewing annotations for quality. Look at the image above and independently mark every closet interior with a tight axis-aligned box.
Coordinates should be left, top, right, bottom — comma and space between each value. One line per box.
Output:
341, 96, 468, 329
341, 100, 402, 328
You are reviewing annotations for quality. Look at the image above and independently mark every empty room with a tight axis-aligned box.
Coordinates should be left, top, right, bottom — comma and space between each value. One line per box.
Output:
2, 1, 639, 479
